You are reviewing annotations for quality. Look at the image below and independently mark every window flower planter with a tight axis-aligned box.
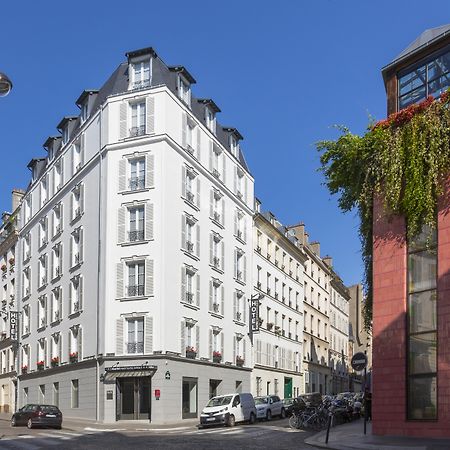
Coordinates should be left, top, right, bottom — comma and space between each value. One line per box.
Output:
185, 347, 197, 359
51, 357, 59, 367
213, 351, 222, 363
236, 357, 245, 367
37, 361, 45, 371
69, 352, 78, 363
21, 366, 28, 374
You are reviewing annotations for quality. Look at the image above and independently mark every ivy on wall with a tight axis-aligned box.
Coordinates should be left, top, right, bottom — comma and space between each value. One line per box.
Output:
317, 90, 450, 330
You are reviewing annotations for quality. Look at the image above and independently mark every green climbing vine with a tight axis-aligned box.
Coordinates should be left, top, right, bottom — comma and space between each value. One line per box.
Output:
317, 90, 450, 331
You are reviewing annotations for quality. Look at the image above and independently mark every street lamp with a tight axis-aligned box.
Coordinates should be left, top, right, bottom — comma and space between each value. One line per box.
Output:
0, 72, 13, 97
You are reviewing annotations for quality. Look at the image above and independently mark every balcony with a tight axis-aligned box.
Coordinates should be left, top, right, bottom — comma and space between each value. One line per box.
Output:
236, 229, 243, 240
212, 303, 220, 313
127, 342, 144, 354
186, 241, 194, 253
213, 211, 221, 223
129, 230, 145, 242
131, 79, 151, 90
212, 169, 220, 179
185, 292, 194, 304
236, 270, 243, 281
128, 125, 145, 137
212, 257, 220, 269
127, 285, 145, 297
129, 176, 145, 191
235, 311, 242, 322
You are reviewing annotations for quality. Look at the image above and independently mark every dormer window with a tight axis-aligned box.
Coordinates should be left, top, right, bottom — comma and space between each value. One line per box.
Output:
131, 60, 151, 90
230, 135, 239, 157
205, 108, 216, 133
80, 102, 88, 124
178, 76, 191, 105
62, 126, 69, 145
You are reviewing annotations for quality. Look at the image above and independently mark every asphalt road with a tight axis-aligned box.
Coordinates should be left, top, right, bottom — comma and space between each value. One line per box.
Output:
0, 418, 316, 449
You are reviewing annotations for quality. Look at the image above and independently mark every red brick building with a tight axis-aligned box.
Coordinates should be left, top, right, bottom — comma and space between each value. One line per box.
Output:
373, 25, 450, 437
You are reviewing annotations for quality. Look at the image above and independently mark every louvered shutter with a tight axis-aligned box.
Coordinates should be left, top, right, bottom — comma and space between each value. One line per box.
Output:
196, 223, 200, 258
181, 215, 186, 250
221, 333, 224, 358
209, 234, 213, 265
116, 319, 124, 355
118, 207, 126, 244
244, 176, 248, 204
145, 203, 154, 240
49, 251, 54, 281
221, 285, 224, 316
222, 153, 226, 183
209, 280, 213, 311
243, 339, 246, 365
221, 198, 225, 226
80, 133, 85, 166
58, 335, 62, 362
49, 293, 53, 323
209, 329, 213, 359
209, 140, 213, 171
45, 217, 49, 242
234, 249, 237, 278
234, 166, 238, 194
233, 292, 237, 321
79, 228, 84, 262
49, 172, 54, 198
68, 330, 72, 357
60, 203, 64, 230
119, 102, 127, 139
78, 277, 83, 310
181, 267, 186, 302
118, 159, 126, 191
234, 210, 238, 235
145, 154, 154, 188
77, 328, 83, 360
221, 241, 225, 271
180, 321, 185, 354
146, 96, 155, 134
195, 325, 200, 356
196, 128, 201, 159
243, 217, 247, 242
243, 255, 247, 283
80, 184, 85, 214
144, 316, 153, 354
70, 192, 74, 221
233, 336, 236, 363
44, 340, 48, 367
196, 178, 200, 208
210, 190, 214, 217
196, 273, 200, 307
243, 296, 247, 323
116, 262, 124, 298
182, 112, 187, 148
145, 259, 154, 296
181, 166, 186, 198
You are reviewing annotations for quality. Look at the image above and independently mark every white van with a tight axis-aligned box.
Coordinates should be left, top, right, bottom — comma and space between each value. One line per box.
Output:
199, 393, 257, 427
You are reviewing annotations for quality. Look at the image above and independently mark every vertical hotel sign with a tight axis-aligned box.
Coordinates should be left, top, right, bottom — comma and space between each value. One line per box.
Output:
249, 295, 261, 343
10, 311, 19, 341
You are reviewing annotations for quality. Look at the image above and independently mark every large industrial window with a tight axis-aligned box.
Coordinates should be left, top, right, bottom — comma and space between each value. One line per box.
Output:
407, 225, 437, 420
398, 46, 450, 110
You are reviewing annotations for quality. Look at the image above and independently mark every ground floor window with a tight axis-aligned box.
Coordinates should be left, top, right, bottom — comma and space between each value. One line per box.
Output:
209, 379, 221, 399
23, 387, 28, 404
182, 377, 197, 419
38, 385, 45, 404
53, 382, 59, 407
71, 379, 79, 408
235, 380, 242, 393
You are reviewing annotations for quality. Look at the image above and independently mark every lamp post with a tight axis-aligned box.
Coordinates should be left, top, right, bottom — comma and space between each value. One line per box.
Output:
0, 72, 13, 97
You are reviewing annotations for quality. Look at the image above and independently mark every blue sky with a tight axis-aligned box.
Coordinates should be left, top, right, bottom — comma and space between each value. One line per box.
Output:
0, 1, 448, 287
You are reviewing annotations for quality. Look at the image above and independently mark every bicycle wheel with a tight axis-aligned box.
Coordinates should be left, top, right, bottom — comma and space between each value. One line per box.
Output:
289, 414, 301, 429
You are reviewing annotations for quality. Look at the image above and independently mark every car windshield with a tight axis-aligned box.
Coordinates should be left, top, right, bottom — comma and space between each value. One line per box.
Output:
283, 398, 294, 405
206, 396, 233, 407
40, 405, 60, 413
254, 397, 269, 405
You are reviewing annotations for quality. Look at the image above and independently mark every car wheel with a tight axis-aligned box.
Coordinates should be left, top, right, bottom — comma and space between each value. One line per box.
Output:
55, 425, 62, 430
266, 410, 272, 421
27, 418, 33, 429
227, 414, 236, 427
11, 417, 16, 427
248, 412, 256, 425
280, 408, 286, 419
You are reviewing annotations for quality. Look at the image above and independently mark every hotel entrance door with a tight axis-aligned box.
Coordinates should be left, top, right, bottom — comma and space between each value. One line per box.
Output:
117, 377, 151, 420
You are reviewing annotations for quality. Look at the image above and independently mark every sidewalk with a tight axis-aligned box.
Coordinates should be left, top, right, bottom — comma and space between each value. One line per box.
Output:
304, 420, 450, 450
0, 412, 199, 431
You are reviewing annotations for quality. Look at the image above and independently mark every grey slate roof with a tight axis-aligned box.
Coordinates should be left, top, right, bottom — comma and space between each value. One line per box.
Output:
385, 24, 450, 69
43, 48, 251, 173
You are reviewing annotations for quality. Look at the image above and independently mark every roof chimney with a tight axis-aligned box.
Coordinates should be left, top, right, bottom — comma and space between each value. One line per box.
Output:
323, 255, 333, 268
310, 241, 320, 256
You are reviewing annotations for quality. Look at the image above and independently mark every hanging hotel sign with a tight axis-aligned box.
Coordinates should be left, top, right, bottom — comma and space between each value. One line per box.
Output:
249, 295, 261, 335
9, 311, 19, 342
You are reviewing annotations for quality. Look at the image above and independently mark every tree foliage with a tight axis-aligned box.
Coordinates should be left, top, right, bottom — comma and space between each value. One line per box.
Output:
317, 91, 450, 330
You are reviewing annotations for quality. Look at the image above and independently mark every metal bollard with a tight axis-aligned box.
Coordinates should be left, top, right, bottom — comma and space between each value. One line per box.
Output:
325, 410, 334, 444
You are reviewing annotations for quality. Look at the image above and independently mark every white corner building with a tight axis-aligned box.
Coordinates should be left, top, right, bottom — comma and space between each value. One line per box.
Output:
17, 47, 254, 424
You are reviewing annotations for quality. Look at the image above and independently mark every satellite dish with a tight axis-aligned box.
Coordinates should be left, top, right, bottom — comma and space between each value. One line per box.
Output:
0, 72, 13, 97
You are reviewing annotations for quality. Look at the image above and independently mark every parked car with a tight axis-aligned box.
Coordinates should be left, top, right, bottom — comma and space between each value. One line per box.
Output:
282, 397, 307, 417
254, 395, 286, 420
199, 393, 256, 427
11, 404, 63, 429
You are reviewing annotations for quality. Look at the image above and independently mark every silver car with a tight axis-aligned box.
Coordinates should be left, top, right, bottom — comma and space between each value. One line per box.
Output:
254, 395, 286, 420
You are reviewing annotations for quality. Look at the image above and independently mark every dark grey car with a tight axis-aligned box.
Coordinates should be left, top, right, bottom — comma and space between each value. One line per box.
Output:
11, 404, 63, 429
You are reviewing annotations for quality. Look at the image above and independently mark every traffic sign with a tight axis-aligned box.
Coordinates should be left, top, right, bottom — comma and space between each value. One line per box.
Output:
351, 352, 368, 371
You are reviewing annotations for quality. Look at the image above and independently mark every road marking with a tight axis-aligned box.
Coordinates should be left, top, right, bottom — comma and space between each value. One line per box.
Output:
84, 427, 126, 432
53, 430, 83, 437
38, 432, 71, 440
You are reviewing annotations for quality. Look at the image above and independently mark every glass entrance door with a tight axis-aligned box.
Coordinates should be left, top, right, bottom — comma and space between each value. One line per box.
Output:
117, 377, 151, 420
